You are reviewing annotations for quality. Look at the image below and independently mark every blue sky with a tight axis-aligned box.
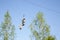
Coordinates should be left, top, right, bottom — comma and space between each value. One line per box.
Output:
0, 0, 60, 40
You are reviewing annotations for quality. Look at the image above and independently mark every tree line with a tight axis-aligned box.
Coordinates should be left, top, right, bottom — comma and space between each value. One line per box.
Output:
0, 11, 56, 40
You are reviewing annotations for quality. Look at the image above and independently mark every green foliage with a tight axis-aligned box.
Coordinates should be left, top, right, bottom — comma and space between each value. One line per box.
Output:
30, 12, 55, 40
45, 35, 55, 40
0, 11, 15, 40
